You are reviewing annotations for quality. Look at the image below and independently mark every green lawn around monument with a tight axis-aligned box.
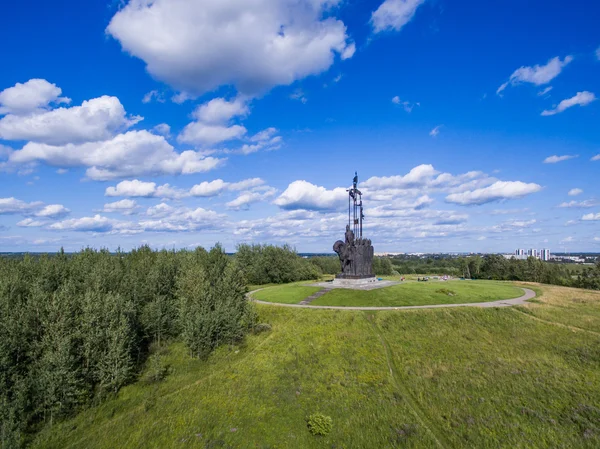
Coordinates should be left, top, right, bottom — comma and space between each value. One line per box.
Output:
252, 280, 524, 307
250, 283, 323, 304
32, 284, 600, 448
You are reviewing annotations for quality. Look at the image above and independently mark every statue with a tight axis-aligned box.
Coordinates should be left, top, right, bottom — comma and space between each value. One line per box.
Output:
333, 172, 375, 280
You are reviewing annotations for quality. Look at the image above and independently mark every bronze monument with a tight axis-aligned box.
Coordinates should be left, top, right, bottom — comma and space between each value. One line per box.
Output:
333, 172, 375, 280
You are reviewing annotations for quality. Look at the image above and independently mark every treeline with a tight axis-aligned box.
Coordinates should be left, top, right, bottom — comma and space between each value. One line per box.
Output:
236, 244, 395, 284
471, 254, 600, 289
389, 254, 600, 289
0, 245, 254, 448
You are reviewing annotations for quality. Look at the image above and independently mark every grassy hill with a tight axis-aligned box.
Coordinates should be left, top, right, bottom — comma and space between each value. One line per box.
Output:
32, 283, 600, 448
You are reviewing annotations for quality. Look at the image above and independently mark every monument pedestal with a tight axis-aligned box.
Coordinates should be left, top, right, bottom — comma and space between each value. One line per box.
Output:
332, 275, 377, 287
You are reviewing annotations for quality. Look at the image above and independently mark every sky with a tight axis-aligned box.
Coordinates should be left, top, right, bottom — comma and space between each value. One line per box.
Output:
0, 0, 599, 254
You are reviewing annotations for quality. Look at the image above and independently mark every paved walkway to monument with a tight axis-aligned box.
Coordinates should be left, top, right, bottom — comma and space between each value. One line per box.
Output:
249, 287, 536, 310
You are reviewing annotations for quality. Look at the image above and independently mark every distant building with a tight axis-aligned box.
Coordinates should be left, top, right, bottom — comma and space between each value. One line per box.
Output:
515, 249, 525, 256
528, 248, 537, 258
540, 249, 551, 261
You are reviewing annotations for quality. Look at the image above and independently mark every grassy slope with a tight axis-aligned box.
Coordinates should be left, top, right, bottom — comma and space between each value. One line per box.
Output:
251, 284, 323, 304
33, 285, 600, 449
311, 280, 523, 307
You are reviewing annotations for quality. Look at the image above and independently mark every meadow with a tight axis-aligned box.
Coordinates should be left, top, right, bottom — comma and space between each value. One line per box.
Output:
252, 280, 524, 307
31, 282, 600, 449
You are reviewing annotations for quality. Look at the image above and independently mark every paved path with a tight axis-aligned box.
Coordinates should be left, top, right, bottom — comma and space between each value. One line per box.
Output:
249, 288, 536, 310
299, 287, 333, 305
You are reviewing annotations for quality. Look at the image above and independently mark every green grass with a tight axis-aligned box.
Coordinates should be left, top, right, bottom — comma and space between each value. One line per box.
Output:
31, 284, 600, 448
251, 283, 323, 304
309, 280, 524, 307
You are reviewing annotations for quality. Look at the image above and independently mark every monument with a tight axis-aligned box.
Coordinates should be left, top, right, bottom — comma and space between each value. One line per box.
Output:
332, 172, 376, 286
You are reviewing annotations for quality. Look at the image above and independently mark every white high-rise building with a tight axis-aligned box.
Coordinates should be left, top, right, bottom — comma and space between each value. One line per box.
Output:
515, 249, 525, 256
541, 249, 551, 261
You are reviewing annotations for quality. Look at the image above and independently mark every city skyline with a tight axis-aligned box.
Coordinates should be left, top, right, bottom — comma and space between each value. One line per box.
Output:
1, 0, 599, 253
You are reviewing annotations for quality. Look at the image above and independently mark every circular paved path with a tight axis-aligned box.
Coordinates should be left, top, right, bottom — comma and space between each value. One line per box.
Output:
249, 287, 536, 310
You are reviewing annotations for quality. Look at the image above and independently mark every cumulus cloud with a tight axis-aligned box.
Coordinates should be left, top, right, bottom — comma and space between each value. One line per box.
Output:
274, 180, 348, 211
0, 79, 70, 115
152, 123, 171, 137
541, 91, 596, 116
101, 199, 139, 215
582, 213, 600, 221
371, 0, 426, 33
9, 130, 225, 180
445, 181, 542, 205
543, 154, 578, 163
497, 55, 573, 95
106, 177, 266, 199
193, 97, 249, 124
16, 218, 46, 227
537, 86, 553, 96
429, 125, 441, 137
107, 0, 355, 97
0, 197, 43, 215
178, 123, 247, 146
568, 188, 583, 196
49, 214, 115, 232
0, 95, 142, 145
592, 154, 600, 162
35, 204, 70, 218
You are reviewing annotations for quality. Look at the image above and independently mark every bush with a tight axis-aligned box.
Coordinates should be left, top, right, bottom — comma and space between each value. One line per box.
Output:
307, 413, 333, 436
142, 354, 170, 384
253, 323, 272, 334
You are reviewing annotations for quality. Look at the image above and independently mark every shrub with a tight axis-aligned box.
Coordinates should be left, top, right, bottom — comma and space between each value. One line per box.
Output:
307, 413, 333, 436
253, 323, 272, 334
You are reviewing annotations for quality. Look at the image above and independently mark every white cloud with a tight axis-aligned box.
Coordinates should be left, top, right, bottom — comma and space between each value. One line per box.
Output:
560, 236, 575, 244
193, 97, 249, 124
106, 177, 266, 199
10, 130, 225, 180
363, 164, 438, 190
541, 91, 596, 116
49, 214, 115, 232
537, 86, 553, 96
226, 187, 277, 210
142, 90, 165, 104
445, 181, 542, 205
101, 199, 139, 215
429, 125, 441, 137
371, 0, 426, 33
0, 96, 142, 145
274, 180, 348, 211
152, 123, 171, 137
106, 179, 157, 197
35, 204, 70, 218
178, 123, 247, 146
558, 199, 597, 208
568, 188, 583, 196
0, 197, 43, 215
16, 218, 46, 227
582, 213, 600, 221
392, 96, 419, 112
290, 89, 308, 104
189, 179, 229, 197
107, 0, 355, 97
596, 46, 600, 60
543, 154, 578, 163
497, 55, 573, 95
592, 154, 600, 161
0, 79, 70, 115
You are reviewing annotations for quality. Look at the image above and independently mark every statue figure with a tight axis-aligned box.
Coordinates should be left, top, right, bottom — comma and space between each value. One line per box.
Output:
333, 172, 374, 280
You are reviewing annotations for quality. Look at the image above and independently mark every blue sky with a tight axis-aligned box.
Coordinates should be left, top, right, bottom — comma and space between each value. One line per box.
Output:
0, 0, 599, 253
